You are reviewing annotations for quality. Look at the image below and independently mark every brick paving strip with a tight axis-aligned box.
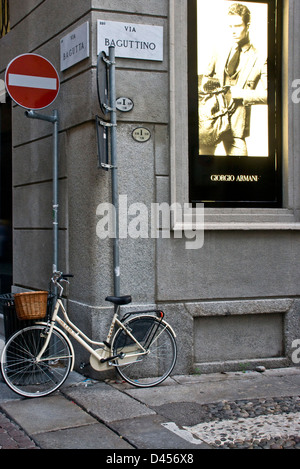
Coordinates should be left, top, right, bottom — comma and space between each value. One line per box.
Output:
0, 411, 39, 449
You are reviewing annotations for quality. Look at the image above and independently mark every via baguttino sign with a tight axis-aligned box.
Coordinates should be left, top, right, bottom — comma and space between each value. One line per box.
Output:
97, 20, 163, 61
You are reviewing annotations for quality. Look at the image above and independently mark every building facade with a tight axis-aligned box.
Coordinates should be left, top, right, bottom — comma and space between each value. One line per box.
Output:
0, 0, 300, 377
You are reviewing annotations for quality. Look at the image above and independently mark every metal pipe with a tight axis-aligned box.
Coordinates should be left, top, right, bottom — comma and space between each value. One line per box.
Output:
25, 109, 57, 124
109, 46, 120, 298
52, 110, 59, 273
25, 109, 59, 274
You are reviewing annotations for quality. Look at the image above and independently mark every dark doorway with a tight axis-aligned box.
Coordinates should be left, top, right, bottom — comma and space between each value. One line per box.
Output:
0, 96, 12, 293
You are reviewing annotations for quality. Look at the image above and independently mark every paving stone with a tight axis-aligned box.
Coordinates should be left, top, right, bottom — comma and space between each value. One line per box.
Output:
33, 423, 134, 449
63, 382, 155, 423
110, 414, 212, 449
0, 395, 97, 435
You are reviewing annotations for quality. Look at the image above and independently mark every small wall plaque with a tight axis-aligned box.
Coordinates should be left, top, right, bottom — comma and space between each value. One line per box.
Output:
132, 127, 151, 142
116, 97, 134, 112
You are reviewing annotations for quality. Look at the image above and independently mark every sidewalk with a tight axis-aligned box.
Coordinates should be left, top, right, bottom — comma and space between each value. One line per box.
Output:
1, 334, 300, 450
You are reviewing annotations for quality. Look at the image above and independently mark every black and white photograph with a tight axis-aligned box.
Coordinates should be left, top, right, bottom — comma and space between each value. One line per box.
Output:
197, 1, 269, 157
188, 0, 282, 206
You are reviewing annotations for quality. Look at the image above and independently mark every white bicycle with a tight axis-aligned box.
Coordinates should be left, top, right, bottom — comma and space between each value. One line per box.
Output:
0, 272, 177, 398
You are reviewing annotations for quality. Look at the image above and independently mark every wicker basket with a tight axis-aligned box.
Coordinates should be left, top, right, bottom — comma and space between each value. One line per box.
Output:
14, 291, 49, 320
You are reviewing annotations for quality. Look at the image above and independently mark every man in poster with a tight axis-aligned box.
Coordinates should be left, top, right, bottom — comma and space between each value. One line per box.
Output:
199, 2, 267, 156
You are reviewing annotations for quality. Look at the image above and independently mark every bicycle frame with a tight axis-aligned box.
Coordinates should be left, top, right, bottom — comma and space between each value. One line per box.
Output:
36, 298, 152, 367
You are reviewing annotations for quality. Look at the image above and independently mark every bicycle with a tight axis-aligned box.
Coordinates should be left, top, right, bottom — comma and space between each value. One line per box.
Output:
0, 272, 177, 398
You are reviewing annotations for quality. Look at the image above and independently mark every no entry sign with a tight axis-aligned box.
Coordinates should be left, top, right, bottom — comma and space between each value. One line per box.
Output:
5, 53, 60, 110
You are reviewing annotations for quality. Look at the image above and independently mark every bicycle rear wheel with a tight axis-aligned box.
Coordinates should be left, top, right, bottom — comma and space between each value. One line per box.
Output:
1, 325, 73, 398
112, 316, 177, 387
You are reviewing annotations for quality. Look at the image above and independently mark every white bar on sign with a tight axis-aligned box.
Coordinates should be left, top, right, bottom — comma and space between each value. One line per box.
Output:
8, 73, 57, 90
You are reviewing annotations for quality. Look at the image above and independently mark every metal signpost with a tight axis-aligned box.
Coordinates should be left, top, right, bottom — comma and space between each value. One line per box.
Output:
25, 109, 59, 274
96, 46, 120, 300
5, 53, 60, 274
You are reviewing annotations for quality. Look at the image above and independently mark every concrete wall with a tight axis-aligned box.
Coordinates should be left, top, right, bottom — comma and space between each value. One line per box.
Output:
1, 0, 300, 376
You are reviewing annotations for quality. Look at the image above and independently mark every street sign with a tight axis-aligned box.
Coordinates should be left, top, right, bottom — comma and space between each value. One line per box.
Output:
60, 22, 90, 71
96, 115, 109, 170
96, 51, 110, 115
97, 20, 164, 61
5, 53, 60, 110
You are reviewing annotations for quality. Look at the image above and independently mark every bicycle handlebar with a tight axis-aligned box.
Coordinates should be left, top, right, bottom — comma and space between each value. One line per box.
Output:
51, 272, 73, 282
51, 272, 73, 296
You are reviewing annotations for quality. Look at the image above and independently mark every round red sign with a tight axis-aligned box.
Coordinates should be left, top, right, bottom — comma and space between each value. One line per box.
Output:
5, 53, 60, 110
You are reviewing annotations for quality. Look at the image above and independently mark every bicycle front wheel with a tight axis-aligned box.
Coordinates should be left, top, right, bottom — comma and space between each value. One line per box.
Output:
112, 316, 177, 387
1, 325, 73, 398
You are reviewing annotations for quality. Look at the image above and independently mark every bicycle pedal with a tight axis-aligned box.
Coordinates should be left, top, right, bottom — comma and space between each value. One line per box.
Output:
100, 352, 124, 363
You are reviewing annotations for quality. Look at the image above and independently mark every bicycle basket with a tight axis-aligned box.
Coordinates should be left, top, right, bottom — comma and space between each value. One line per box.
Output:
14, 291, 49, 320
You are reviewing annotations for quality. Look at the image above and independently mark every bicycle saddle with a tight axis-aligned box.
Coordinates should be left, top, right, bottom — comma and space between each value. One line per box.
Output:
105, 295, 132, 305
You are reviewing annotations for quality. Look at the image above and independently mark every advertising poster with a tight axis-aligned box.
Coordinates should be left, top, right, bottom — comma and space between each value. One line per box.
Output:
189, 0, 282, 207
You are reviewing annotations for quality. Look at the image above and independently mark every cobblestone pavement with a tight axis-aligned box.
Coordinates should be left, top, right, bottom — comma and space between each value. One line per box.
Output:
165, 396, 300, 449
0, 410, 39, 449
